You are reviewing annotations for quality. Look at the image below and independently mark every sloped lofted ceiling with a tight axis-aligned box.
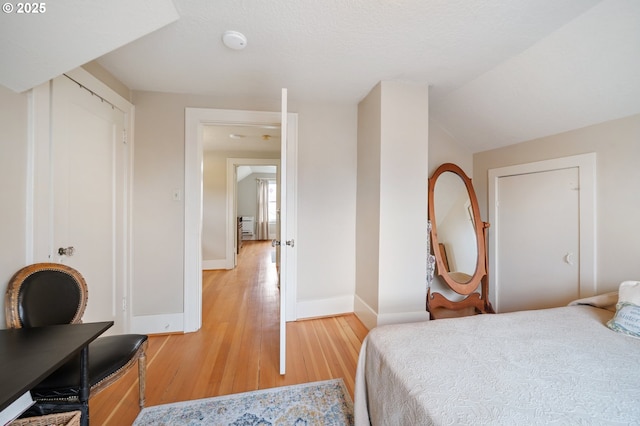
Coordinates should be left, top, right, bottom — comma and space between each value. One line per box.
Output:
0, 0, 179, 92
2, 0, 639, 152
433, 0, 640, 151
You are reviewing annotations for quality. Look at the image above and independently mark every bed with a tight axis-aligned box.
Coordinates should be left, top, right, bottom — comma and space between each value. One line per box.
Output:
354, 288, 640, 425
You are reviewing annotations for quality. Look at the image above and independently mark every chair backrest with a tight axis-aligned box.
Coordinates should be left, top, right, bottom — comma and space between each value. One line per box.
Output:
5, 263, 87, 328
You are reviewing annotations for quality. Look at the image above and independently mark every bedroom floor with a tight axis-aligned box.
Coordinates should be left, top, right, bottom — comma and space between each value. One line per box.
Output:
89, 240, 368, 425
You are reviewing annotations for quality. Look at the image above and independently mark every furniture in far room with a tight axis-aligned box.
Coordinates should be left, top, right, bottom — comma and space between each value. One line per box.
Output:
237, 217, 244, 253
427, 162, 494, 319
241, 216, 255, 240
0, 321, 113, 426
4, 263, 148, 420
355, 287, 640, 425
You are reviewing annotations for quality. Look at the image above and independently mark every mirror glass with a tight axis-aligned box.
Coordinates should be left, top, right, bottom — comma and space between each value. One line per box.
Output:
433, 171, 478, 283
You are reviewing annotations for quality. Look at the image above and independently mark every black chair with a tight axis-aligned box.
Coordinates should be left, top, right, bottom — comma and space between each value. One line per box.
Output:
5, 263, 148, 414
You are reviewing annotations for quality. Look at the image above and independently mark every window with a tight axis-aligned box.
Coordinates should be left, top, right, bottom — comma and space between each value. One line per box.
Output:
268, 180, 277, 222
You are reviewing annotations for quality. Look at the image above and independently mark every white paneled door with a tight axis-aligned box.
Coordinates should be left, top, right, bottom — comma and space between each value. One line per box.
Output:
494, 167, 580, 312
489, 154, 597, 313
50, 74, 128, 333
279, 88, 288, 375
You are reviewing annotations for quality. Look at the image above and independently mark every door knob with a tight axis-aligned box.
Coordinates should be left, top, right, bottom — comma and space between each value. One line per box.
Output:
564, 252, 574, 266
58, 246, 75, 256
272, 239, 294, 247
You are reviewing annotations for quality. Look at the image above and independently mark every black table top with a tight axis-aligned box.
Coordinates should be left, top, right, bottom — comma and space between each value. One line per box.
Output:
0, 321, 113, 412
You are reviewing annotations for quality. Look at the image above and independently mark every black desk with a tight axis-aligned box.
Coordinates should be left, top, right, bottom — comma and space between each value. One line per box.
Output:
0, 322, 113, 425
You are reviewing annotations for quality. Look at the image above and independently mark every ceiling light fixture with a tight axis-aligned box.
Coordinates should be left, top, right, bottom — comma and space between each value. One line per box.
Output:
222, 30, 247, 50
229, 133, 245, 139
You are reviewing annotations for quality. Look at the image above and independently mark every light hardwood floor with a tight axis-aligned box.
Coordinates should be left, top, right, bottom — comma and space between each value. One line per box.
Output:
90, 241, 370, 425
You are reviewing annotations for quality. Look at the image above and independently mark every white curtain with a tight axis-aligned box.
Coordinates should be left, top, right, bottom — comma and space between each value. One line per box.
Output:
256, 178, 270, 240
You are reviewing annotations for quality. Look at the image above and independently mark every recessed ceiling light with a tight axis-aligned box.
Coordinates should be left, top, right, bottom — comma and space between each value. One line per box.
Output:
229, 133, 245, 139
222, 30, 247, 50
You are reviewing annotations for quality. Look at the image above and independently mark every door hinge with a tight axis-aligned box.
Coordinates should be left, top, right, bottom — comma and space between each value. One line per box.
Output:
122, 130, 127, 145
122, 297, 127, 311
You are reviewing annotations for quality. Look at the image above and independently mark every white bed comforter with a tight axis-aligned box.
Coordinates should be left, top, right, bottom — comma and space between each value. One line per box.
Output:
355, 305, 640, 425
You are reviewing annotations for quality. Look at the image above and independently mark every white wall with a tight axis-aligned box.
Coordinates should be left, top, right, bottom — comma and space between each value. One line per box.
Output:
0, 86, 29, 329
428, 118, 473, 175
474, 114, 640, 293
131, 91, 358, 321
378, 82, 430, 324
355, 83, 382, 319
355, 81, 430, 328
130, 91, 186, 317
202, 151, 228, 262
284, 101, 358, 318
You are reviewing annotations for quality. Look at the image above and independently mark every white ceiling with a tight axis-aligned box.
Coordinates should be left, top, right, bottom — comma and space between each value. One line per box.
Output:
2, 0, 639, 152
237, 166, 277, 182
203, 124, 281, 153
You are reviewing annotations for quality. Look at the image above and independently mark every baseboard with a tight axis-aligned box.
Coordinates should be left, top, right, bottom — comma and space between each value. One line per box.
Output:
202, 259, 231, 270
131, 313, 185, 334
296, 295, 354, 320
353, 295, 377, 330
354, 295, 430, 329
377, 310, 430, 326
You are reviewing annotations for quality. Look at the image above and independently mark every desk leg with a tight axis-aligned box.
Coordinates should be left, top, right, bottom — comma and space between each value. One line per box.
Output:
79, 346, 89, 426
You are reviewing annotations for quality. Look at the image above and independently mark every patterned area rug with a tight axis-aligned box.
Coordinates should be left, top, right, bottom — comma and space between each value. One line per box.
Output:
133, 379, 354, 426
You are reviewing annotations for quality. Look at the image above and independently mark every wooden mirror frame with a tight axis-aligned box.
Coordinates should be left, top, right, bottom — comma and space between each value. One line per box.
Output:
429, 163, 486, 294
427, 163, 494, 318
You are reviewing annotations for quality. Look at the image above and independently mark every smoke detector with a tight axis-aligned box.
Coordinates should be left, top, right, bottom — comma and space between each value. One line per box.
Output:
222, 30, 247, 50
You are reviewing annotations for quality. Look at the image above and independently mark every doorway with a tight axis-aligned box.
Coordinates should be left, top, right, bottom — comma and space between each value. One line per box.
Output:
229, 162, 279, 266
184, 106, 298, 376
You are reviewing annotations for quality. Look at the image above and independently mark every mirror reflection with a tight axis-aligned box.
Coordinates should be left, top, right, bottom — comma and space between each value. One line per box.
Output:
433, 171, 478, 283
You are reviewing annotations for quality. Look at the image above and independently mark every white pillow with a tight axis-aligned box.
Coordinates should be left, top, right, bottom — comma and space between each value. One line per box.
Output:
606, 281, 640, 339
618, 280, 640, 304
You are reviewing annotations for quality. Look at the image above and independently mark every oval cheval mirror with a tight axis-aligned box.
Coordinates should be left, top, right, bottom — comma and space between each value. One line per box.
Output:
427, 163, 495, 319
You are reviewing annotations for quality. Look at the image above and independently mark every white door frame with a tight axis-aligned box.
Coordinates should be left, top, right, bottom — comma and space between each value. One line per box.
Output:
184, 108, 298, 333
488, 153, 597, 312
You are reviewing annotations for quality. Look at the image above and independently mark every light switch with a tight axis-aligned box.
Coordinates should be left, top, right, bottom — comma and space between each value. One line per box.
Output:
172, 189, 182, 201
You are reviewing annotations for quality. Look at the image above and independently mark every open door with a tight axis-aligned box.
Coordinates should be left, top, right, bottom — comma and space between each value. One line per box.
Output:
276, 87, 298, 374
279, 88, 289, 375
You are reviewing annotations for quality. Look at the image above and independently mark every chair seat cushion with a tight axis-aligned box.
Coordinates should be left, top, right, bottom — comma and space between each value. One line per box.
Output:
31, 334, 147, 399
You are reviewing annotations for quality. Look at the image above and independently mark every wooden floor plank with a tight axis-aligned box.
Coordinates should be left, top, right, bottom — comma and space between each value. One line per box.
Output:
89, 240, 369, 425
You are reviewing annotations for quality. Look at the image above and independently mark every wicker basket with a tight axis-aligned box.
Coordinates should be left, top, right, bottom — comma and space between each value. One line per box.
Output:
10, 411, 81, 426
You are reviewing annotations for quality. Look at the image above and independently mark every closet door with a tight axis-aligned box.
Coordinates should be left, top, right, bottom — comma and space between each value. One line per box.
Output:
494, 167, 580, 312
50, 74, 128, 333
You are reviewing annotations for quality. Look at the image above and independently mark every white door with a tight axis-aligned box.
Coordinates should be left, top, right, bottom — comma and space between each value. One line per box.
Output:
51, 75, 127, 333
494, 167, 580, 312
279, 88, 289, 375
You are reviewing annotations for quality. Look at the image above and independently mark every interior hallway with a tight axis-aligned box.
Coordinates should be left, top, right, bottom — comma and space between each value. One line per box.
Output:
90, 240, 369, 425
